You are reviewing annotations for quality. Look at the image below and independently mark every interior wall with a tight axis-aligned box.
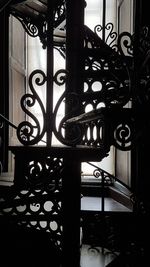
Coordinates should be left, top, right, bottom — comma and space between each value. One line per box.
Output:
0, 9, 9, 172
8, 16, 26, 171
115, 0, 134, 186
117, 0, 134, 34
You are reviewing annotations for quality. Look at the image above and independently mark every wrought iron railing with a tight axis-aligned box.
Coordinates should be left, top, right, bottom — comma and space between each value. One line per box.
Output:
87, 161, 131, 191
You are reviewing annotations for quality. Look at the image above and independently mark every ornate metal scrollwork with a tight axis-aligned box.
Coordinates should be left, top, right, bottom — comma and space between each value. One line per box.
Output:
93, 168, 114, 185
94, 22, 118, 50
139, 26, 150, 61
113, 122, 132, 151
53, 69, 83, 145
0, 154, 64, 250
117, 31, 133, 56
11, 13, 48, 48
0, 187, 63, 250
13, 15, 39, 37
17, 70, 46, 145
53, 91, 83, 146
53, 69, 67, 86
83, 62, 131, 110
81, 118, 105, 147
54, 0, 66, 29
94, 22, 133, 57
136, 26, 150, 105
25, 157, 63, 187
66, 23, 133, 151
10, 0, 66, 48
83, 23, 132, 113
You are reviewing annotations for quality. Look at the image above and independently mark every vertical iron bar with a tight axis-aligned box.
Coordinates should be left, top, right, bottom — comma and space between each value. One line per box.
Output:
101, 170, 105, 253
101, 0, 106, 243
62, 159, 81, 267
102, 0, 106, 41
65, 0, 84, 114
131, 0, 142, 205
133, 0, 141, 99
63, 0, 84, 266
101, 171, 105, 212
46, 0, 54, 146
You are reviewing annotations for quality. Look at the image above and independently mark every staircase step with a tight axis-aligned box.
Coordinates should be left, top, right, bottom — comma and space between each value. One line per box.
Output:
0, 172, 14, 186
81, 196, 132, 212
81, 244, 118, 267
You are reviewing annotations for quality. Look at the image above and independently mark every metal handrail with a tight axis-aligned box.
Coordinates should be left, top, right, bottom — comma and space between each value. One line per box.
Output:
0, 113, 17, 129
0, 113, 46, 144
87, 161, 131, 191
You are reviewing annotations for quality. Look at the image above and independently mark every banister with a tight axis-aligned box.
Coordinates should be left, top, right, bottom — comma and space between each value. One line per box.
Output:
0, 113, 46, 144
0, 113, 17, 129
87, 161, 131, 191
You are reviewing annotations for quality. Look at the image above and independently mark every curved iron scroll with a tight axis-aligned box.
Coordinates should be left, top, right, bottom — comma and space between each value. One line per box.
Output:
94, 23, 118, 50
10, 0, 66, 48
53, 69, 83, 146
0, 154, 64, 251
13, 15, 40, 38
84, 23, 133, 111
17, 70, 46, 145
85, 22, 133, 56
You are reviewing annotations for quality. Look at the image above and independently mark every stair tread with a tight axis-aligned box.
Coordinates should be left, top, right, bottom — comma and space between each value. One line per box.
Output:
81, 244, 119, 267
81, 196, 132, 212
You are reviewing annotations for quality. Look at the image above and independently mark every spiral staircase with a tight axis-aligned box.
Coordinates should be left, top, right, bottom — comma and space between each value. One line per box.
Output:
0, 1, 150, 267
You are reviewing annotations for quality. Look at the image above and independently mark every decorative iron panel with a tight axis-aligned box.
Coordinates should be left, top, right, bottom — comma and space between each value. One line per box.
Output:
0, 153, 64, 251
